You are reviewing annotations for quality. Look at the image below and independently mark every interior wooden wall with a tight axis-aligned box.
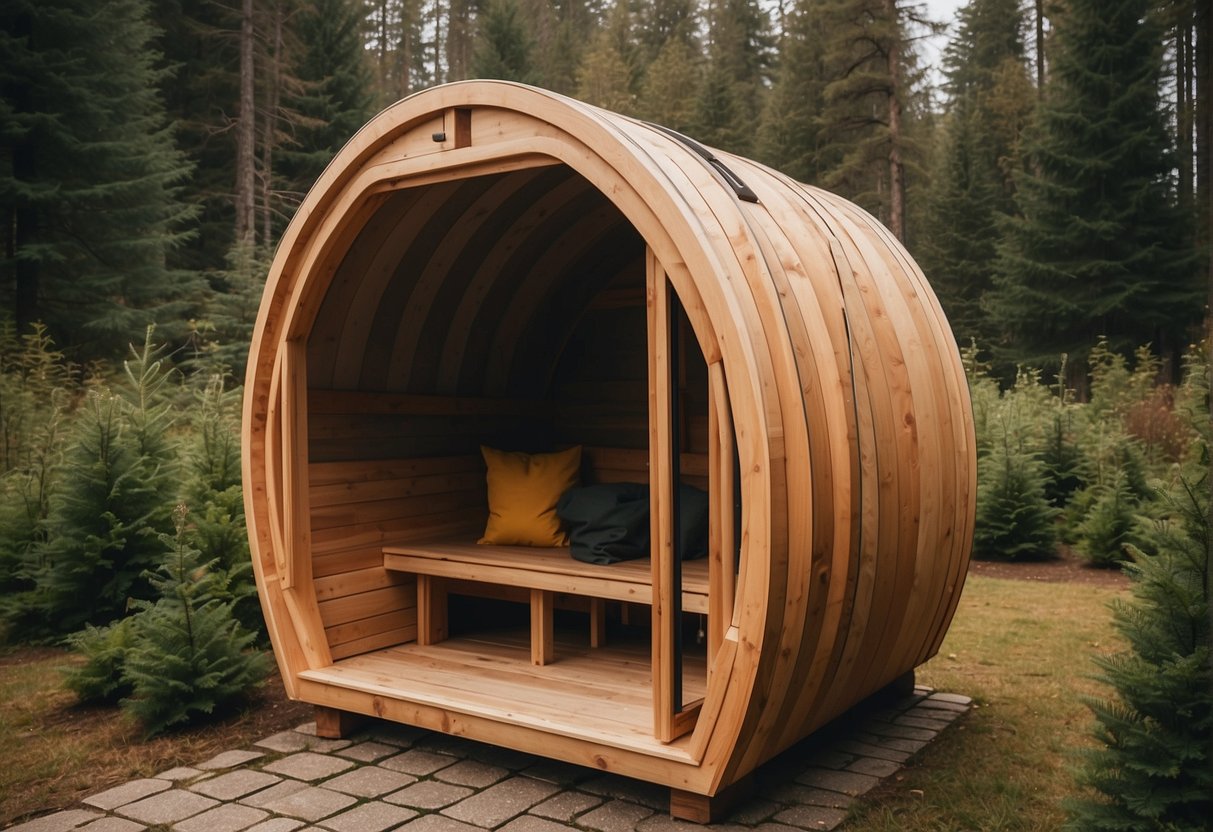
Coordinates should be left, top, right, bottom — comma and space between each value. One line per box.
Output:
302, 163, 711, 660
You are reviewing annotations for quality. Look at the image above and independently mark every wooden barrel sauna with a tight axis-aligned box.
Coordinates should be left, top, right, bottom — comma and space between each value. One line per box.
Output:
242, 80, 976, 819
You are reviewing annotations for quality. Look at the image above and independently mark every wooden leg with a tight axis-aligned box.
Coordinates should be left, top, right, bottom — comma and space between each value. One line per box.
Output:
669, 775, 754, 824
417, 575, 448, 645
314, 706, 365, 739
531, 589, 554, 665
590, 598, 606, 648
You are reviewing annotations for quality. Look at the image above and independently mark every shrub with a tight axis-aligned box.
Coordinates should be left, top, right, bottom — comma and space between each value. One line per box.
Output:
120, 505, 267, 737
972, 432, 1060, 560
1067, 468, 1212, 829
7, 333, 178, 639
62, 619, 136, 704
1071, 471, 1137, 567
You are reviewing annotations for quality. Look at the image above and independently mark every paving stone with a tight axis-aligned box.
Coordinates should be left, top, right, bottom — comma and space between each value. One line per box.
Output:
636, 814, 714, 832
834, 739, 910, 764
442, 776, 561, 828
190, 769, 282, 800
747, 824, 804, 832
379, 749, 458, 776
577, 800, 655, 832
315, 800, 417, 832
262, 752, 356, 781
116, 789, 219, 825
845, 757, 902, 778
793, 767, 880, 797
434, 759, 509, 788
529, 790, 603, 821
7, 810, 105, 832
759, 782, 853, 810
173, 803, 269, 832
321, 765, 417, 797
197, 749, 267, 770
580, 774, 668, 811
500, 817, 579, 832
255, 731, 351, 754
461, 743, 540, 772
395, 814, 483, 832
799, 749, 854, 771
772, 805, 848, 830
243, 818, 307, 832
928, 692, 970, 705
78, 818, 145, 832
83, 778, 172, 810
520, 760, 591, 787
362, 723, 428, 747
384, 780, 475, 810
240, 779, 309, 808
723, 798, 780, 824
334, 741, 399, 762
240, 782, 357, 822
917, 698, 970, 713
855, 733, 928, 754
295, 722, 319, 735
862, 722, 936, 742
894, 714, 952, 731
157, 767, 204, 782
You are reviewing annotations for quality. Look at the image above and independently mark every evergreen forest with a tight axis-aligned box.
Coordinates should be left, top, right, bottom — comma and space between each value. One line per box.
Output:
1, 0, 1211, 827
1, 0, 1209, 375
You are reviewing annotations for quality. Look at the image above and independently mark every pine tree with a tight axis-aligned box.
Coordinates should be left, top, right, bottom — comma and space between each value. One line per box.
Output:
637, 37, 702, 133
62, 619, 137, 704
471, 0, 537, 83
121, 505, 268, 737
917, 0, 1033, 346
1067, 466, 1212, 828
759, 0, 831, 183
575, 2, 637, 114
1073, 471, 1138, 567
986, 0, 1199, 372
0, 0, 202, 356
7, 332, 177, 639
691, 0, 775, 155
180, 373, 262, 638
972, 429, 1060, 560
809, 0, 926, 239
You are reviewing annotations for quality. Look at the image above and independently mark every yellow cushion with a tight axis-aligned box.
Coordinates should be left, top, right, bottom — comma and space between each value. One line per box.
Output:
478, 445, 582, 547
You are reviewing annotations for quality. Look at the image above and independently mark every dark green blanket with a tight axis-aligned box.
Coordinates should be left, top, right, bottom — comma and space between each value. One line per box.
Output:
555, 482, 709, 565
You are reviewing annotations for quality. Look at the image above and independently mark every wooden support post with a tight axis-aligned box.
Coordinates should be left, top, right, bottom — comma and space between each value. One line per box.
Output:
669, 775, 755, 824
531, 589, 554, 665
314, 706, 366, 739
589, 598, 606, 648
417, 574, 448, 645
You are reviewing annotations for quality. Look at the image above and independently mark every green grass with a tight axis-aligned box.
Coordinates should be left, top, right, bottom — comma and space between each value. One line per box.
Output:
845, 574, 1127, 831
0, 646, 308, 826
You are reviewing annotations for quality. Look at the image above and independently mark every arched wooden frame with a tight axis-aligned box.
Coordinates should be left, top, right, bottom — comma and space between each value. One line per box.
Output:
245, 128, 761, 771
244, 82, 976, 812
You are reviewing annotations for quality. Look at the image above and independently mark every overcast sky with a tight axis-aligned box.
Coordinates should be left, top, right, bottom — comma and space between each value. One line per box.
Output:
921, 0, 966, 78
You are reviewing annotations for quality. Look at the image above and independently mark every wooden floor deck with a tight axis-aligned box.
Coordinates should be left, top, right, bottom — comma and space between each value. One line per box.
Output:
299, 626, 707, 761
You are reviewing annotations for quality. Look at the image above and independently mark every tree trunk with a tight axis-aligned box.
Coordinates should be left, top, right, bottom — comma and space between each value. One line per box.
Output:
1197, 0, 1211, 339
1034, 0, 1045, 96
260, 1, 284, 247
885, 0, 905, 242
234, 0, 256, 248
1176, 1, 1193, 221
11, 141, 39, 331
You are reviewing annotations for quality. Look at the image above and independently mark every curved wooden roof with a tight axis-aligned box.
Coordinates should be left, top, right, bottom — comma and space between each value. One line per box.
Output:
244, 81, 976, 799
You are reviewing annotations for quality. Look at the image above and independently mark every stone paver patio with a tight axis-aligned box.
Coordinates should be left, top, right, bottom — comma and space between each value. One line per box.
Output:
8, 687, 970, 832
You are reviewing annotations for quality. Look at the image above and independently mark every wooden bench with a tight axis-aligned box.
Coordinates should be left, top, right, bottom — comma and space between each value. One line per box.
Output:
383, 539, 709, 666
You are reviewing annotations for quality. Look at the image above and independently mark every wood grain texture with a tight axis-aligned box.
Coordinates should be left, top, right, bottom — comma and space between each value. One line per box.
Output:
244, 80, 976, 804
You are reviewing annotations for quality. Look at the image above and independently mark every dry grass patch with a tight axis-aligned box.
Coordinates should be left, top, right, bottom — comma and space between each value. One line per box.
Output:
846, 574, 1127, 831
0, 647, 311, 827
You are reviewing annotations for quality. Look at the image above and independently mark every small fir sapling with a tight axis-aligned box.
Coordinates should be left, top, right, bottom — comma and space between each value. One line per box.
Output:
121, 505, 267, 737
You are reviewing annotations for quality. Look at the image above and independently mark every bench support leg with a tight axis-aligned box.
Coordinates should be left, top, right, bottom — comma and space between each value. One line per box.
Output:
590, 598, 606, 648
669, 775, 754, 824
314, 706, 365, 739
417, 575, 448, 645
531, 589, 554, 665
